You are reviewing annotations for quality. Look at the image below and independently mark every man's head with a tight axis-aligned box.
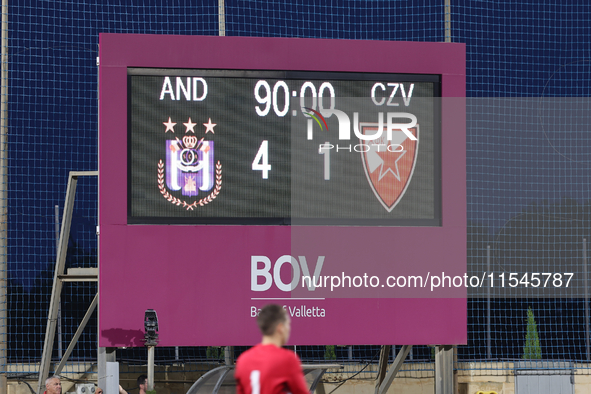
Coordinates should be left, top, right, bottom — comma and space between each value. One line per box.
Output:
96, 387, 104, 394
138, 374, 148, 392
257, 304, 291, 346
45, 376, 62, 394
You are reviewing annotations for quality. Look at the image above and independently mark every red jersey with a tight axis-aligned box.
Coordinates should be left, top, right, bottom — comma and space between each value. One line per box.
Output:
235, 344, 309, 394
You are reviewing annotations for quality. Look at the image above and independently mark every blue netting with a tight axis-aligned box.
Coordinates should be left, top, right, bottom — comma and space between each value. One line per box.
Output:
3, 0, 591, 379
225, 0, 443, 40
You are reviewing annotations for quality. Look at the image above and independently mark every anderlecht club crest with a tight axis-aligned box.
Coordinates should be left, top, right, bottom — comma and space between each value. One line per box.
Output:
157, 117, 222, 210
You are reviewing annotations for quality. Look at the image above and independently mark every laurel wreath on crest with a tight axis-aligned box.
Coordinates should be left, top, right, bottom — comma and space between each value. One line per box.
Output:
158, 160, 222, 210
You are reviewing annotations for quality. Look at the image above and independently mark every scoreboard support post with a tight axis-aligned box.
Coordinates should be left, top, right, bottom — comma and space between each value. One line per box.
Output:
224, 346, 234, 365
148, 345, 155, 390
434, 345, 454, 394
98, 347, 117, 390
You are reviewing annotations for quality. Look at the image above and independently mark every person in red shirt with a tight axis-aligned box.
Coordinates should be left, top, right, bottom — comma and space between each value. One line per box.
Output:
235, 304, 309, 394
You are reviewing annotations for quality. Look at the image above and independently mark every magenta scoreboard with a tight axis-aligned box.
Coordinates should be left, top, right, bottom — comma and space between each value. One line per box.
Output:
99, 34, 466, 347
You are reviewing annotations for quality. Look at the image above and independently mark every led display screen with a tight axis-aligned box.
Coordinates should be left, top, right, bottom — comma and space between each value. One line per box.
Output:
128, 69, 441, 225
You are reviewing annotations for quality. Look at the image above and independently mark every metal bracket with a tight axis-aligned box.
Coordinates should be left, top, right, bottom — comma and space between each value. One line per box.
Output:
37, 171, 98, 394
58, 267, 98, 282
375, 345, 412, 394
54, 294, 98, 375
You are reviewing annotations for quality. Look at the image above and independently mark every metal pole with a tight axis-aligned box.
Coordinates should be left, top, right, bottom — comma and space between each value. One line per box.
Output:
374, 345, 392, 394
584, 238, 589, 361
96, 53, 106, 390
0, 0, 7, 385
487, 245, 491, 359
98, 347, 116, 390
453, 345, 458, 394
147, 346, 155, 391
434, 345, 453, 394
218, 0, 225, 36
38, 173, 80, 394
376, 345, 412, 394
224, 346, 234, 365
444, 0, 451, 42
55, 205, 63, 360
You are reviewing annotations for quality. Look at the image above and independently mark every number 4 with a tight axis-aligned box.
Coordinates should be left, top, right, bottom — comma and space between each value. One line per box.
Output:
252, 140, 271, 179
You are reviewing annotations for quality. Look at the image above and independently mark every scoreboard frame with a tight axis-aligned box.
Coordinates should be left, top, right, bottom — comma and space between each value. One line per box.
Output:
99, 34, 466, 347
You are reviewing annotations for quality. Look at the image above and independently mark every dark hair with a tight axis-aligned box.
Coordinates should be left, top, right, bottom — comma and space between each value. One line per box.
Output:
257, 304, 287, 336
137, 374, 147, 388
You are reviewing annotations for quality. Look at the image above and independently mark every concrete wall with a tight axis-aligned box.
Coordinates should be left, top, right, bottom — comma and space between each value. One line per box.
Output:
6, 361, 591, 394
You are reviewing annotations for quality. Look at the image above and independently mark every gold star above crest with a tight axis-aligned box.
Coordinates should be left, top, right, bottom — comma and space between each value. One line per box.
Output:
163, 117, 176, 133
203, 118, 216, 134
184, 117, 197, 133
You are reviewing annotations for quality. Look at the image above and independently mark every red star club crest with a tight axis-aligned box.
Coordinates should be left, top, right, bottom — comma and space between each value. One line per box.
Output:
359, 123, 419, 212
